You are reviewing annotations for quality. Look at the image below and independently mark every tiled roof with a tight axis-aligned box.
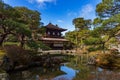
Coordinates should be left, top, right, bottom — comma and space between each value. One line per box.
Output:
45, 23, 67, 31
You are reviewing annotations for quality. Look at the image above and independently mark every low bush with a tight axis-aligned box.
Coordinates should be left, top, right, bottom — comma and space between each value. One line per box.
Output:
96, 49, 120, 69
4, 45, 33, 66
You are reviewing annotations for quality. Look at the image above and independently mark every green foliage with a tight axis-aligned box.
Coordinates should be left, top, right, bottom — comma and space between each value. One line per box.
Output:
93, 18, 102, 25
27, 40, 51, 50
87, 47, 97, 52
13, 7, 41, 47
84, 37, 101, 45
73, 17, 91, 30
96, 0, 118, 18
0, 1, 33, 47
65, 31, 77, 44
65, 0, 120, 55
66, 18, 91, 49
14, 7, 40, 30
37, 42, 51, 50
74, 65, 90, 80
87, 46, 103, 52
93, 18, 103, 28
26, 40, 39, 50
0, 1, 42, 49
95, 0, 120, 38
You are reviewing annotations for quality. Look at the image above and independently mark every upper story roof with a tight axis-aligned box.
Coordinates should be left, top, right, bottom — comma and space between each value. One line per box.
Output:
45, 23, 67, 32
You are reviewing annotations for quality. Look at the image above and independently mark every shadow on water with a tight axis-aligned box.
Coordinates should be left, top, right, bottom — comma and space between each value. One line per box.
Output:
1, 65, 77, 80
7, 66, 65, 80
0, 64, 120, 80
0, 57, 120, 80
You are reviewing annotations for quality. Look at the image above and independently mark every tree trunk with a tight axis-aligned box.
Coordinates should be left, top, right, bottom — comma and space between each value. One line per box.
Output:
102, 42, 105, 53
19, 34, 25, 48
0, 34, 7, 46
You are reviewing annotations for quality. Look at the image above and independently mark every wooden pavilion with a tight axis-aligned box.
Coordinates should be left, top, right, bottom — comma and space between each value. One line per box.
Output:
39, 23, 68, 50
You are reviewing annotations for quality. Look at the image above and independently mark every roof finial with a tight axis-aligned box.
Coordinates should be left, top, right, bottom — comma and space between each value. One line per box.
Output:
49, 21, 52, 24
55, 24, 58, 27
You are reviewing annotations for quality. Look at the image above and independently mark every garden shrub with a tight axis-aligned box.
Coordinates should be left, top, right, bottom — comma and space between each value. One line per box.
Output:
96, 49, 120, 69
4, 45, 33, 66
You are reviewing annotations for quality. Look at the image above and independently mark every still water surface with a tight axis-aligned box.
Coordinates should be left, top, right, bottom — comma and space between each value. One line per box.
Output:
0, 64, 120, 80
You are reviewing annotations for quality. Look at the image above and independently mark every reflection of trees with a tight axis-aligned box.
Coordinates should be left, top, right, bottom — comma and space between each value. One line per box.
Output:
67, 57, 91, 80
74, 66, 120, 80
68, 57, 120, 80
8, 66, 64, 80
8, 72, 24, 80
73, 64, 91, 80
74, 65, 120, 80
6, 56, 120, 80
96, 69, 120, 80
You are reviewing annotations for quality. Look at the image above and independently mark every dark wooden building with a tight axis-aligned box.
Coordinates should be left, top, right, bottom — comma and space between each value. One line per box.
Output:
40, 23, 68, 50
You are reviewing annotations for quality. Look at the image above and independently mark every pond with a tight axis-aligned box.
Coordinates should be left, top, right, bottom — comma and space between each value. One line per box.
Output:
0, 63, 120, 80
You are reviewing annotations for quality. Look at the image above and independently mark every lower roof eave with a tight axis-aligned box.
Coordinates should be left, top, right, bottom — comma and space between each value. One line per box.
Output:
40, 38, 69, 42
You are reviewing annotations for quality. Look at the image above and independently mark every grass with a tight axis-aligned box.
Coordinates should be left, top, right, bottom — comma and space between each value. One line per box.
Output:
3, 42, 19, 46
0, 50, 5, 59
3, 42, 31, 50
0, 50, 5, 70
